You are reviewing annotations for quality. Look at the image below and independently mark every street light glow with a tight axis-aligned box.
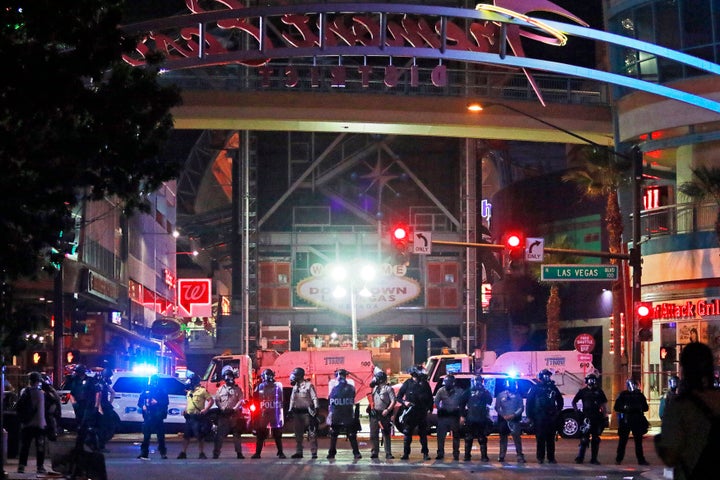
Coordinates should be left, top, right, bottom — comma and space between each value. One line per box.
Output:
332, 285, 347, 298
360, 264, 376, 282
329, 263, 348, 282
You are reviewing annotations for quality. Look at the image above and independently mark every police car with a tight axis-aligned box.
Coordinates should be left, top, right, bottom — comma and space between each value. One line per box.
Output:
59, 372, 187, 432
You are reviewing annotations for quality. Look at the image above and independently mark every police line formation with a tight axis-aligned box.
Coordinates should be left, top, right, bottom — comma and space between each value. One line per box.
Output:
15, 343, 719, 477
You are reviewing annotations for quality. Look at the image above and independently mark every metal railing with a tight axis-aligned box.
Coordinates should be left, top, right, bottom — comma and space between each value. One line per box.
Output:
640, 201, 718, 237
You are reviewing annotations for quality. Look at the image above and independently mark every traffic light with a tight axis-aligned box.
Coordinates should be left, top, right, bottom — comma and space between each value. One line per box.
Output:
503, 231, 525, 261
65, 349, 80, 365
31, 351, 48, 366
390, 222, 411, 265
659, 345, 676, 371
636, 301, 654, 341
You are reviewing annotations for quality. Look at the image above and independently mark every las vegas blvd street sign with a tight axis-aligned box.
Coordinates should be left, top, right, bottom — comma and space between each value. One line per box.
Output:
541, 264, 619, 281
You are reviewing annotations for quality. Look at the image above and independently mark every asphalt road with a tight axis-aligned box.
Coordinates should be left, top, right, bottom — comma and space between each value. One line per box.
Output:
3, 429, 671, 480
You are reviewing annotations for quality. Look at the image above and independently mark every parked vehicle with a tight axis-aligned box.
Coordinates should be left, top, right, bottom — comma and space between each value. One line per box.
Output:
59, 372, 188, 432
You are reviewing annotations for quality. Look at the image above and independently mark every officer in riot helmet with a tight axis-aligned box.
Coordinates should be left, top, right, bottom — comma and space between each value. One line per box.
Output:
614, 378, 650, 465
252, 368, 285, 459
527, 369, 563, 464
396, 365, 433, 460
138, 374, 169, 460
95, 368, 117, 452
460, 375, 492, 461
434, 374, 465, 460
288, 366, 320, 459
326, 369, 361, 459
368, 369, 396, 459
659, 374, 680, 420
177, 371, 214, 459
495, 378, 525, 463
572, 373, 608, 464
68, 364, 100, 451
212, 365, 245, 459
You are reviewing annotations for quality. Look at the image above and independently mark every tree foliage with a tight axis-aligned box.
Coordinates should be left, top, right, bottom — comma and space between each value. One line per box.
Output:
0, 0, 182, 279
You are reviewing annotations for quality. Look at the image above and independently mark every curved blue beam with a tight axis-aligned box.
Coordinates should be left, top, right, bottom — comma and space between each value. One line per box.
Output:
123, 3, 720, 113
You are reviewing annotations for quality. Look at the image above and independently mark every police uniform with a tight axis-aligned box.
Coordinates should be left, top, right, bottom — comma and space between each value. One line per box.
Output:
460, 382, 493, 461
614, 383, 649, 465
495, 385, 525, 463
213, 381, 245, 459
288, 378, 320, 458
396, 373, 433, 460
252, 376, 285, 458
572, 383, 608, 464
369, 380, 396, 459
527, 378, 563, 463
434, 380, 465, 460
137, 377, 169, 459
327, 377, 360, 459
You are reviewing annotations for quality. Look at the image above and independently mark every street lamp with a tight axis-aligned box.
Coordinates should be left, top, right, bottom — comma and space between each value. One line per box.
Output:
330, 262, 376, 350
468, 100, 645, 386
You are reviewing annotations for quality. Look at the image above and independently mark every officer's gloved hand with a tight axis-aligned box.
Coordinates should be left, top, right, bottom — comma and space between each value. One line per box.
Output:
286, 411, 294, 421
308, 408, 316, 417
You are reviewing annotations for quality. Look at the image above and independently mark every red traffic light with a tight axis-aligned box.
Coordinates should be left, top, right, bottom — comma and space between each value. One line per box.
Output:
503, 231, 525, 261
506, 234, 521, 248
390, 223, 410, 249
636, 301, 654, 341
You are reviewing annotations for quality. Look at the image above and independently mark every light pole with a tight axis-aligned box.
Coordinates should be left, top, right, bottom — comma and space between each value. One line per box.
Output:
330, 262, 376, 350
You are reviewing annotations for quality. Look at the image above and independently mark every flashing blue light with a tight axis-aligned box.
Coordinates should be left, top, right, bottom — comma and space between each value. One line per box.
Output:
507, 370, 520, 378
132, 364, 158, 375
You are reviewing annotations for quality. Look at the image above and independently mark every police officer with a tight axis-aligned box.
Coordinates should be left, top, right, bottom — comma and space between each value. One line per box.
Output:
368, 370, 396, 459
67, 364, 100, 451
495, 378, 525, 463
327, 369, 361, 460
572, 373, 608, 464
396, 366, 433, 461
287, 367, 320, 459
177, 372, 214, 459
527, 369, 563, 464
95, 368, 118, 452
252, 369, 285, 459
434, 374, 465, 460
460, 375, 492, 462
659, 375, 679, 419
614, 378, 650, 465
213, 366, 245, 459
137, 374, 169, 460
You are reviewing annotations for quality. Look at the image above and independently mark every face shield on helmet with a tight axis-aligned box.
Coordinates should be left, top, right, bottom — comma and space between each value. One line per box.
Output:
289, 367, 305, 385
471, 375, 484, 390
668, 375, 679, 391
585, 374, 598, 388
148, 375, 160, 387
538, 369, 553, 383
626, 378, 638, 392
101, 368, 113, 381
504, 378, 517, 392
442, 374, 456, 389
335, 369, 348, 382
73, 364, 87, 376
221, 365, 236, 383
185, 372, 200, 390
373, 370, 387, 385
261, 369, 275, 383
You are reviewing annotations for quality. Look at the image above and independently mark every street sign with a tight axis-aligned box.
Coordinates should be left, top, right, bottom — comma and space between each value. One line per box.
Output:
525, 237, 544, 262
574, 333, 596, 354
541, 264, 619, 281
413, 231, 432, 254
577, 353, 594, 363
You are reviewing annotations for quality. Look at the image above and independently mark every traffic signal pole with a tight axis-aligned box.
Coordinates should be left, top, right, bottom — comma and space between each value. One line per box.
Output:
431, 240, 631, 262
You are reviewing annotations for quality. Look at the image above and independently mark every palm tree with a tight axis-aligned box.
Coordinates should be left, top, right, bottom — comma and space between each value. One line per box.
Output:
563, 146, 630, 403
678, 165, 720, 243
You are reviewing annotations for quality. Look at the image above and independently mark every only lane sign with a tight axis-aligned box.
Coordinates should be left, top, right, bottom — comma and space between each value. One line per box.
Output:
541, 264, 619, 281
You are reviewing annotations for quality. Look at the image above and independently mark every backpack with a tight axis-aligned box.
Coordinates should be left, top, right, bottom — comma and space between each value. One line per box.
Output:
15, 388, 36, 423
685, 394, 720, 480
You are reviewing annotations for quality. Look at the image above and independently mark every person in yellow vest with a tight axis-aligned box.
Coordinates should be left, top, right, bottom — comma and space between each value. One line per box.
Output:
177, 372, 214, 459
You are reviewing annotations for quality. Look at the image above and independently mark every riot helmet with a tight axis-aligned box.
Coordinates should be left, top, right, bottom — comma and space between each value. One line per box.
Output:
416, 366, 429, 381
73, 364, 87, 376
471, 375, 484, 391
408, 365, 419, 377
28, 371, 42, 384
626, 378, 638, 392
668, 375, 679, 392
585, 373, 598, 388
289, 367, 305, 385
185, 371, 200, 390
335, 368, 348, 382
101, 368, 113, 381
442, 374, 456, 389
373, 370, 388, 385
261, 368, 275, 383
538, 369, 553, 384
148, 374, 160, 387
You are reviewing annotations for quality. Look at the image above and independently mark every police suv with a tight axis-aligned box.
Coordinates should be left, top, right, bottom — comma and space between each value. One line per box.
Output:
59, 372, 187, 432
